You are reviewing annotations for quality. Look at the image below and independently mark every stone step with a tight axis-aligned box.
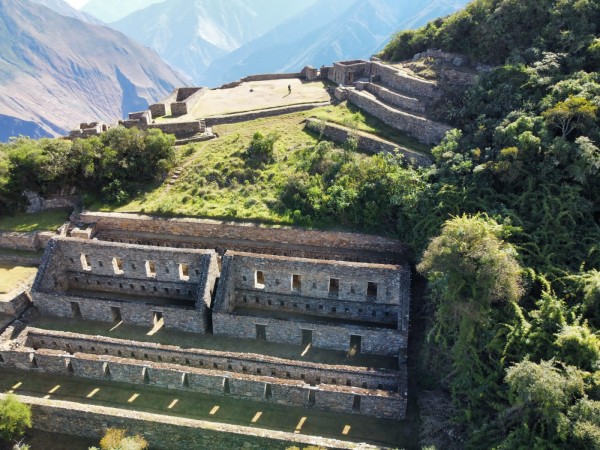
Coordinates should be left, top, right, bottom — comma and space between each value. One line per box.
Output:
358, 82, 426, 115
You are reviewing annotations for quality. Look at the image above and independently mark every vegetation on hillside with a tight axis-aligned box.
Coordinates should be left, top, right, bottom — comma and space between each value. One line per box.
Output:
0, 127, 176, 212
0, 395, 31, 447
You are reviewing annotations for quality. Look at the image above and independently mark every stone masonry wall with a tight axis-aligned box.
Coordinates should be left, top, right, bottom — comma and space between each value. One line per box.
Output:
213, 312, 404, 357
171, 88, 206, 116
33, 291, 204, 332
370, 61, 441, 101
5, 395, 384, 450
25, 328, 403, 390
73, 211, 406, 257
204, 102, 330, 127
0, 349, 405, 420
361, 82, 426, 114
348, 89, 451, 144
305, 118, 432, 166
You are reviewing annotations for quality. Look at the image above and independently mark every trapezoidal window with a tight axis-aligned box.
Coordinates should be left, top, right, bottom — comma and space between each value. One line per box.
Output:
145, 261, 157, 278
291, 274, 301, 293
255, 271, 265, 289
112, 257, 124, 275
179, 263, 190, 281
80, 254, 91, 271
367, 282, 378, 299
329, 278, 340, 297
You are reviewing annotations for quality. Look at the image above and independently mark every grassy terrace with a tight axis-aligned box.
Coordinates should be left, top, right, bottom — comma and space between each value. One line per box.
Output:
0, 209, 70, 232
29, 316, 398, 369
0, 263, 37, 294
0, 368, 414, 448
90, 103, 429, 225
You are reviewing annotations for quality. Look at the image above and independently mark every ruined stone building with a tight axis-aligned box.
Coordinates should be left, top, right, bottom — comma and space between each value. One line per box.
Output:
2, 212, 410, 421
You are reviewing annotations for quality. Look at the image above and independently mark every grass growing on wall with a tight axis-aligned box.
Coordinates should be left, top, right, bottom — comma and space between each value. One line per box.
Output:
0, 209, 70, 232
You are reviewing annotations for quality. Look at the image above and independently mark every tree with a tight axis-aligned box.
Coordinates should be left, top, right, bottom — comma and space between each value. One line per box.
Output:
542, 96, 597, 137
417, 214, 522, 332
0, 395, 31, 444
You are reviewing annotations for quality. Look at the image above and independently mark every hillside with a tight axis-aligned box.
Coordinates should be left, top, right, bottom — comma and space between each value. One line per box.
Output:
30, 0, 103, 24
0, 0, 187, 141
203, 0, 469, 87
82, 0, 167, 23
110, 0, 319, 84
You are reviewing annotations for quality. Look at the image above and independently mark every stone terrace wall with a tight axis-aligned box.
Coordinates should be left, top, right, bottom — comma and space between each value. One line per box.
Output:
370, 62, 441, 102
213, 312, 404, 357
348, 90, 451, 145
33, 292, 204, 333
73, 212, 407, 259
305, 118, 432, 166
360, 82, 426, 114
204, 102, 330, 127
0, 232, 40, 251
0, 349, 405, 419
6, 395, 383, 450
25, 328, 403, 391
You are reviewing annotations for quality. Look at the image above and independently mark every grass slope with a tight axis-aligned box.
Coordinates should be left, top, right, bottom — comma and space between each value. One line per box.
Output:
93, 103, 429, 227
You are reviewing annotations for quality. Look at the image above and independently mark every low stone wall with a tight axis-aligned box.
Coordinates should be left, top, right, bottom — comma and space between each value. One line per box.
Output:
5, 395, 383, 450
171, 88, 207, 116
348, 90, 451, 145
213, 312, 405, 356
305, 118, 432, 166
243, 73, 302, 82
371, 62, 441, 102
0, 232, 38, 251
0, 253, 41, 266
73, 212, 406, 257
361, 82, 426, 114
149, 103, 167, 117
25, 328, 402, 390
204, 102, 330, 127
33, 292, 204, 333
24, 191, 80, 214
0, 349, 405, 419
0, 291, 31, 316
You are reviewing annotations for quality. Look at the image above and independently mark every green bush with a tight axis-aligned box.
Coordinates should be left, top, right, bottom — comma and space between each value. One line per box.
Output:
0, 395, 31, 443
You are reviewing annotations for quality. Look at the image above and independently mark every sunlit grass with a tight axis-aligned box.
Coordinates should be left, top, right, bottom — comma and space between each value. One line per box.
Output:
0, 263, 37, 294
0, 209, 70, 232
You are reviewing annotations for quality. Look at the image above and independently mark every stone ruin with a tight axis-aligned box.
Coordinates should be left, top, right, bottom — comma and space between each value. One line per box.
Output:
0, 211, 410, 422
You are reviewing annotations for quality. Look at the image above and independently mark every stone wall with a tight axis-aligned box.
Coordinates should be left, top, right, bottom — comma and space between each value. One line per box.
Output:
0, 291, 31, 316
72, 212, 407, 263
0, 232, 40, 251
25, 328, 403, 390
213, 312, 404, 357
243, 73, 302, 82
328, 61, 370, 85
348, 90, 451, 145
5, 395, 383, 450
24, 191, 80, 214
0, 349, 405, 420
171, 88, 206, 116
359, 82, 426, 114
305, 118, 432, 166
370, 62, 441, 102
149, 103, 167, 117
204, 102, 330, 127
31, 237, 219, 333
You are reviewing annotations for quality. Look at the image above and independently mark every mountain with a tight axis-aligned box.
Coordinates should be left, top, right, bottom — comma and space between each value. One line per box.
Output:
110, 0, 318, 83
0, 0, 187, 141
82, 0, 167, 23
30, 0, 103, 24
203, 0, 470, 87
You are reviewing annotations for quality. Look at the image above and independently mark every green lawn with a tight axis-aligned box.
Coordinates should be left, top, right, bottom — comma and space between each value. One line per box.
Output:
0, 368, 414, 448
90, 104, 429, 226
0, 209, 70, 232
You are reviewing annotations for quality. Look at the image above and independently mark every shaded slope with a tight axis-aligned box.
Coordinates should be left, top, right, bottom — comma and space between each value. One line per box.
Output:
0, 0, 188, 140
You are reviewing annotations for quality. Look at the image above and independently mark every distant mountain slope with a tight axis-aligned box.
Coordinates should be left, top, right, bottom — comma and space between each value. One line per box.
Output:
203, 0, 470, 87
110, 0, 318, 83
82, 0, 167, 23
30, 0, 103, 24
0, 0, 188, 141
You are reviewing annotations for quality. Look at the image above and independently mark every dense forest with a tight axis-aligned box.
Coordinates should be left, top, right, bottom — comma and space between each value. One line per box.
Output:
378, 0, 600, 448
